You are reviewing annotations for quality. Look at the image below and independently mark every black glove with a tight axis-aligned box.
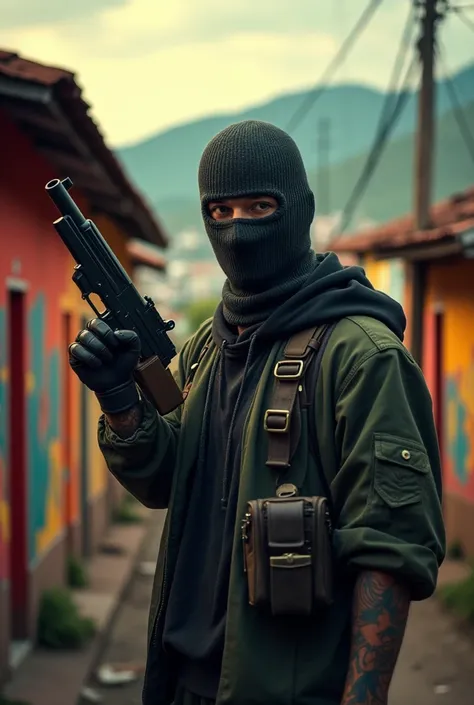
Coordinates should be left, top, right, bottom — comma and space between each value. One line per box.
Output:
69, 318, 141, 414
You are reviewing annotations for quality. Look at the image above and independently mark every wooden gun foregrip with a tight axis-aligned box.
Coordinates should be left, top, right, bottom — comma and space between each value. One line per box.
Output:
134, 355, 183, 415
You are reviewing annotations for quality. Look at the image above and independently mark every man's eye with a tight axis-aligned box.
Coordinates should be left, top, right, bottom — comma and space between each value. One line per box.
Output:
211, 206, 231, 217
254, 202, 271, 211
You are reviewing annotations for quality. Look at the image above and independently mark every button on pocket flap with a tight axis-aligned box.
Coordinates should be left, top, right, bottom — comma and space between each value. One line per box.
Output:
373, 434, 430, 509
374, 435, 429, 474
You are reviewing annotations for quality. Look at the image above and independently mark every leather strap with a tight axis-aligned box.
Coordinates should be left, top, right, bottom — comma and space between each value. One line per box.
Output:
265, 325, 328, 472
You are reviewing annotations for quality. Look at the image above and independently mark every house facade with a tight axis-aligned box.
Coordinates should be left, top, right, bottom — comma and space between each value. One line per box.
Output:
0, 51, 168, 684
331, 187, 474, 559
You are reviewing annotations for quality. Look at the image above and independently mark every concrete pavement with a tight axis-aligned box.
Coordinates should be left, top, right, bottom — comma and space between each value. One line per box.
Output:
78, 511, 164, 705
2, 508, 153, 705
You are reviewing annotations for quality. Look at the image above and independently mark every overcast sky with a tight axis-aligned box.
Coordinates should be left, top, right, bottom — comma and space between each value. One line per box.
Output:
0, 0, 472, 147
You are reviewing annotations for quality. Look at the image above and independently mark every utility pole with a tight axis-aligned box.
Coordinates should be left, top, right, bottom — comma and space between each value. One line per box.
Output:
414, 0, 441, 230
411, 0, 446, 363
317, 118, 331, 215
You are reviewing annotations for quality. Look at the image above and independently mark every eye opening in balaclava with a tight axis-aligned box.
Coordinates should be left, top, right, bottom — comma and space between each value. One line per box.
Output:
198, 120, 317, 324
201, 190, 287, 230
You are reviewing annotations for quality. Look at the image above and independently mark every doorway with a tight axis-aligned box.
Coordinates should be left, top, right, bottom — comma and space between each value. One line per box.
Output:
433, 309, 444, 467
423, 304, 445, 493
62, 312, 74, 552
79, 315, 90, 557
7, 287, 29, 663
411, 261, 427, 365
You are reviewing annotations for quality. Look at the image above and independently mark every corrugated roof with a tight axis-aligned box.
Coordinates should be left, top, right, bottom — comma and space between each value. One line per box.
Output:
0, 50, 168, 248
330, 186, 474, 254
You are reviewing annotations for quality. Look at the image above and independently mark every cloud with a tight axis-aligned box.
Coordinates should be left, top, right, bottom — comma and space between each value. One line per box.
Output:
9, 0, 384, 58
0, 0, 472, 146
0, 0, 128, 30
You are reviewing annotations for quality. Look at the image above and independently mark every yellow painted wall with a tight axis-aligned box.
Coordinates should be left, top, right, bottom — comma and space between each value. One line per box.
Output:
425, 256, 474, 505
60, 211, 134, 510
86, 215, 133, 500
361, 255, 413, 349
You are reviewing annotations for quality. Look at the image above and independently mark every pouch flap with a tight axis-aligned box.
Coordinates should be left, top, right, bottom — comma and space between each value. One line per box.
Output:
266, 499, 305, 550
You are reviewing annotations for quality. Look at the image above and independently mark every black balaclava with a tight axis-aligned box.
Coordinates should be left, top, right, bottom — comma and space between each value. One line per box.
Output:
198, 120, 317, 327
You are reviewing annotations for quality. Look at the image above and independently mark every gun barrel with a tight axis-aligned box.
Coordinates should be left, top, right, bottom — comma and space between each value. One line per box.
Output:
45, 178, 86, 226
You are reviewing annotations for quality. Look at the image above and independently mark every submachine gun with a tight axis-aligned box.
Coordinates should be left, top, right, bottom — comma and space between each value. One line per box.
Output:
45, 177, 183, 415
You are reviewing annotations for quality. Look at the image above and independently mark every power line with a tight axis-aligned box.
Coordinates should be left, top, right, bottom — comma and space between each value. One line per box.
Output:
334, 55, 418, 235
285, 0, 384, 134
376, 3, 418, 127
438, 44, 474, 164
451, 6, 474, 31
330, 5, 418, 235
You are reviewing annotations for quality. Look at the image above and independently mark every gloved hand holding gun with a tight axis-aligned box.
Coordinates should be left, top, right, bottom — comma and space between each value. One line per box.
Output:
69, 318, 142, 415
45, 177, 183, 416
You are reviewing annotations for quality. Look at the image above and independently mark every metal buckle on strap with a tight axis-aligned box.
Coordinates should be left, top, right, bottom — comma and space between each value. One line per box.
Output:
274, 359, 304, 379
264, 409, 290, 433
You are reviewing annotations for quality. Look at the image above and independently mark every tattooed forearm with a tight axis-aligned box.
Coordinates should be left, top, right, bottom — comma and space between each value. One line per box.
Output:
105, 403, 143, 439
341, 571, 410, 705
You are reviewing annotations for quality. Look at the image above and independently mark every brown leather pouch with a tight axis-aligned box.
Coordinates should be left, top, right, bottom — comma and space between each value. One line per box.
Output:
241, 496, 333, 616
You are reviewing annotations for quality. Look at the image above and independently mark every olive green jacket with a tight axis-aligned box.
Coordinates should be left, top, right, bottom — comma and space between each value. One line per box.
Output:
98, 316, 445, 705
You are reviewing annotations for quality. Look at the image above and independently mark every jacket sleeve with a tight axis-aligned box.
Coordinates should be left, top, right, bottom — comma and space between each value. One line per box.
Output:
97, 340, 191, 510
332, 345, 446, 600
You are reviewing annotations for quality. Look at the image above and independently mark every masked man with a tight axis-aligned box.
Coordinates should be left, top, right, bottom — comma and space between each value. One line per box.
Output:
69, 121, 445, 705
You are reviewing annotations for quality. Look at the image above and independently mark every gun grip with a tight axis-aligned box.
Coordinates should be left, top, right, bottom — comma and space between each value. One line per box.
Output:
134, 356, 183, 415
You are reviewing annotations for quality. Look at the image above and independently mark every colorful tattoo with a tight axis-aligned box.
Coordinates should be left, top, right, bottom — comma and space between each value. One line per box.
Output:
341, 570, 410, 705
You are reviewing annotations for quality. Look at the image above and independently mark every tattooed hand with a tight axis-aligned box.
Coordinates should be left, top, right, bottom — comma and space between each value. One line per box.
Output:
341, 570, 410, 705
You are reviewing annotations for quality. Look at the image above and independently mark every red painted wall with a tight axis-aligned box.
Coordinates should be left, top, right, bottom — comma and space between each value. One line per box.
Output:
0, 108, 89, 580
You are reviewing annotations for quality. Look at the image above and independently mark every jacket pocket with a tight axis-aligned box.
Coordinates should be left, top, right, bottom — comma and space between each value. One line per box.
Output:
373, 433, 430, 508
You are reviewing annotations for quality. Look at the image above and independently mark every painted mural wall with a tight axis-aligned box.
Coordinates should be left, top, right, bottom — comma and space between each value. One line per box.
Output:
0, 111, 71, 567
0, 110, 136, 587
362, 256, 413, 349
363, 256, 407, 305
82, 214, 134, 502
426, 257, 474, 505
60, 216, 134, 505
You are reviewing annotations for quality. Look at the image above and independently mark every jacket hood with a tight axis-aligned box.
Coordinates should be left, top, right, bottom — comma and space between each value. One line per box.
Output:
213, 252, 406, 346
257, 252, 406, 342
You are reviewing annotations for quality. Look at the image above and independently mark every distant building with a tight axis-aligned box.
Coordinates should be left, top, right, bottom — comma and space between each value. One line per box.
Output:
172, 227, 215, 262
0, 50, 167, 685
168, 258, 224, 308
312, 212, 376, 253
164, 223, 224, 312
127, 238, 170, 310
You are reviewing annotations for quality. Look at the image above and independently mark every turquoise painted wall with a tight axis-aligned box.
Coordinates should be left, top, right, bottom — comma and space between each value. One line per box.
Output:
28, 294, 62, 564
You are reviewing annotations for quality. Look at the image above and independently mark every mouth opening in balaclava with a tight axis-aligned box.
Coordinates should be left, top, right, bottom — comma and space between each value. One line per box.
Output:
198, 120, 317, 327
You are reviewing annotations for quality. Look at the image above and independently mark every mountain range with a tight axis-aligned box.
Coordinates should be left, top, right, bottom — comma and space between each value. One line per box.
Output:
116, 62, 474, 243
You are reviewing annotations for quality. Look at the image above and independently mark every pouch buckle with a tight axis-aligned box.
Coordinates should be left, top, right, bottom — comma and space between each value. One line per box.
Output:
264, 409, 290, 433
270, 553, 311, 568
274, 359, 304, 379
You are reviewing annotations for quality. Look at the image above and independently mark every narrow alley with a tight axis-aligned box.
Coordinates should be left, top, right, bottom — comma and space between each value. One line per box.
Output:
80, 513, 474, 705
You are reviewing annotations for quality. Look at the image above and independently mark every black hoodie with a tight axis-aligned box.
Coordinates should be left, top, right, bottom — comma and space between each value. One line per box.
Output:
162, 253, 406, 699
